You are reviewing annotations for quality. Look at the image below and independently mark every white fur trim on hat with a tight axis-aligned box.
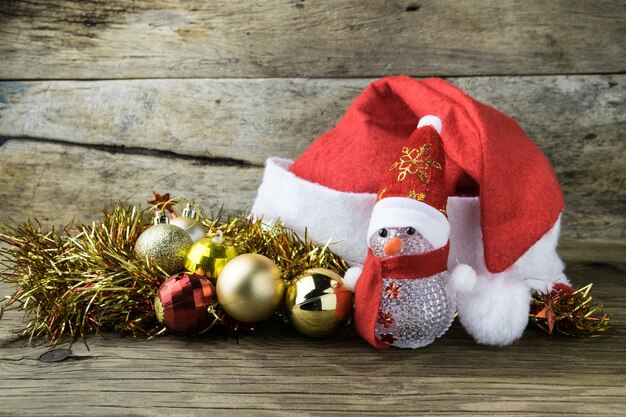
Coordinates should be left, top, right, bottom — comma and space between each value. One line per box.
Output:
251, 157, 376, 265
367, 197, 450, 249
252, 157, 565, 277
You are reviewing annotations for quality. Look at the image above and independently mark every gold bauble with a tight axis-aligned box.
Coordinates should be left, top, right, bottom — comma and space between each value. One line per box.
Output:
185, 236, 239, 282
285, 268, 353, 338
216, 254, 284, 323
134, 224, 193, 275
170, 216, 207, 243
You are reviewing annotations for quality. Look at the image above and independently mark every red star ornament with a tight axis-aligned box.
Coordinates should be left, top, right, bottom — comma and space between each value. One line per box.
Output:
148, 192, 176, 214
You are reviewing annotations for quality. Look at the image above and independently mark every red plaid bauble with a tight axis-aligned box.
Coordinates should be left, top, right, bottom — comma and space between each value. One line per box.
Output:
156, 272, 217, 335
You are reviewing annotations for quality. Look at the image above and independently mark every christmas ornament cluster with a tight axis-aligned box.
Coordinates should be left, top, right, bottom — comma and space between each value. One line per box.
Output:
137, 196, 354, 338
0, 198, 356, 343
0, 76, 612, 348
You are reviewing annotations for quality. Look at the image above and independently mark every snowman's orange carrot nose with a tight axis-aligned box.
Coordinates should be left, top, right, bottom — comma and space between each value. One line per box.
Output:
383, 237, 402, 256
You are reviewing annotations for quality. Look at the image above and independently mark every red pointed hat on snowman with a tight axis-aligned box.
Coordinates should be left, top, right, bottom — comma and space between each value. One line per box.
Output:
252, 76, 564, 272
367, 115, 449, 250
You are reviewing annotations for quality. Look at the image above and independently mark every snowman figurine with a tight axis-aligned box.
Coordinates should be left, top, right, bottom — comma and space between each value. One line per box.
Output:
346, 116, 475, 349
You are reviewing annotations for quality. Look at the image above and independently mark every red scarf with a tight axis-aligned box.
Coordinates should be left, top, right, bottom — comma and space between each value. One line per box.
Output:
354, 244, 450, 348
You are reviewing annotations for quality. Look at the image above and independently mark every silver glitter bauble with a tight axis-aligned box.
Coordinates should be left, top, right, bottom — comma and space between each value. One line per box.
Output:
134, 224, 193, 275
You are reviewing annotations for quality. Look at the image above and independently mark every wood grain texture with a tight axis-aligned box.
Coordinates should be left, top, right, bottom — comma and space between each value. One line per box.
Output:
1, 241, 625, 416
1, 0, 624, 414
0, 141, 262, 227
1, 75, 624, 238
1, 0, 624, 79
0, 78, 364, 165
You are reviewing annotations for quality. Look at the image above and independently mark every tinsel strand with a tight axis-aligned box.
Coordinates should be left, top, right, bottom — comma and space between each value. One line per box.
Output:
0, 202, 348, 345
530, 283, 612, 337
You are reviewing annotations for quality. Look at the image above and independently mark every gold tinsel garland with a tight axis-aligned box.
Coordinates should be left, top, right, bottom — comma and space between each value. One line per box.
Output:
0, 197, 611, 345
0, 201, 347, 345
530, 283, 612, 337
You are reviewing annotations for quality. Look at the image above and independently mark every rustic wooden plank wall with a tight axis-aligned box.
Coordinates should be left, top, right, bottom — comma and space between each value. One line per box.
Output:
1, 0, 624, 78
1, 76, 624, 238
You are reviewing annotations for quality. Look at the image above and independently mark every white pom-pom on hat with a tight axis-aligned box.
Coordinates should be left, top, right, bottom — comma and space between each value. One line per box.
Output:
343, 266, 363, 291
457, 272, 532, 346
417, 115, 442, 134
448, 263, 477, 294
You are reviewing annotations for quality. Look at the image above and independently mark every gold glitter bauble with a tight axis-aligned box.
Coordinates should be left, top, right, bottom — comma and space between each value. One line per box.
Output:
169, 216, 207, 243
134, 224, 193, 275
216, 254, 284, 323
285, 268, 353, 338
185, 237, 239, 283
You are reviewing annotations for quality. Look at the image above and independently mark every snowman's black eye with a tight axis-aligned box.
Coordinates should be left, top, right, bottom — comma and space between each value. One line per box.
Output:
378, 228, 388, 238
406, 227, 416, 235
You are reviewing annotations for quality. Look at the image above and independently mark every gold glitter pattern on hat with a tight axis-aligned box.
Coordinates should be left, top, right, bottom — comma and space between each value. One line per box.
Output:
388, 143, 442, 183
408, 190, 426, 201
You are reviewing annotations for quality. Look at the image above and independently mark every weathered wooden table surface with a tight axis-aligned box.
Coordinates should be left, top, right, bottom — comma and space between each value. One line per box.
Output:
1, 240, 625, 416
1, 1, 625, 416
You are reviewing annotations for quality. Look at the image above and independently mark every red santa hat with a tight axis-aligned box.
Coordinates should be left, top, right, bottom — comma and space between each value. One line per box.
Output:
367, 117, 450, 249
252, 76, 564, 272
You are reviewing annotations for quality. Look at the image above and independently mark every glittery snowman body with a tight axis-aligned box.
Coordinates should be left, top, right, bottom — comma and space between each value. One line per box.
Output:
370, 227, 456, 348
